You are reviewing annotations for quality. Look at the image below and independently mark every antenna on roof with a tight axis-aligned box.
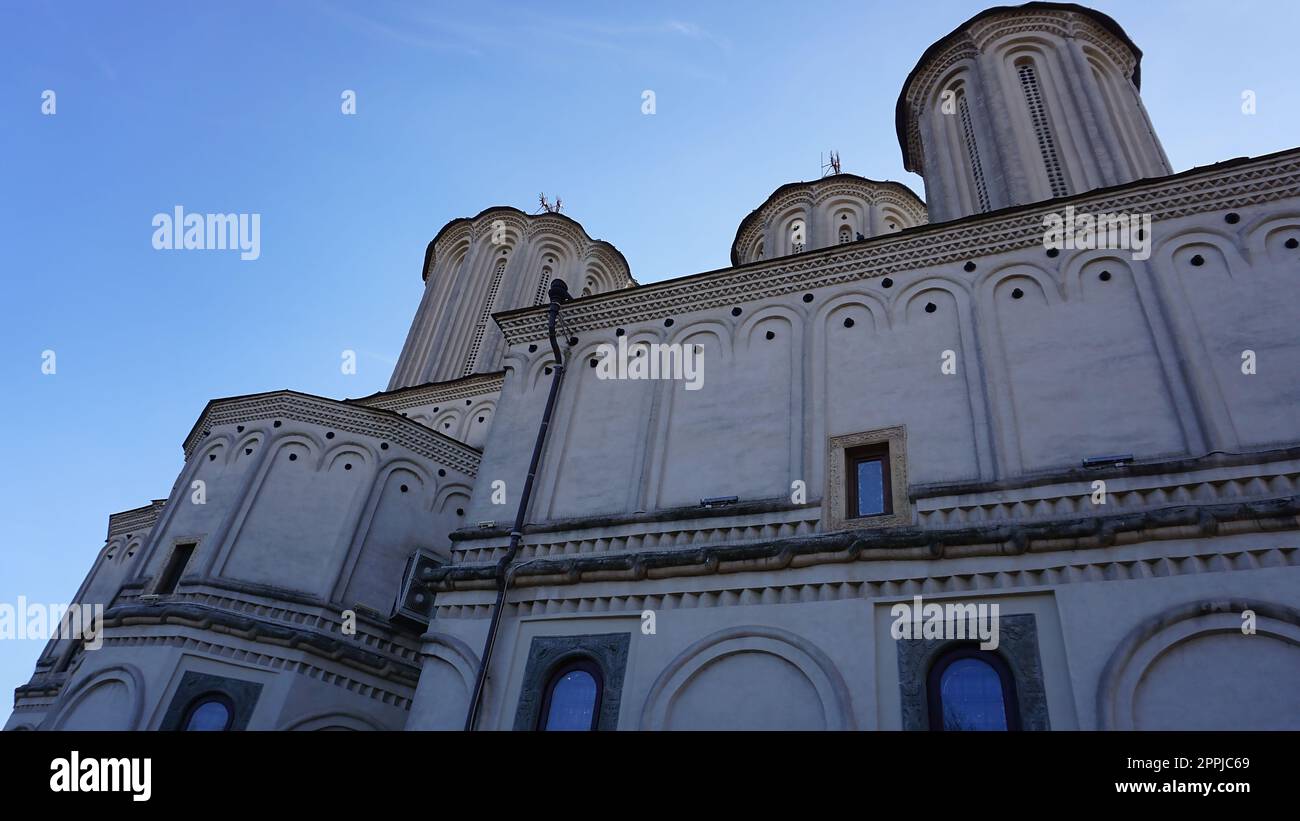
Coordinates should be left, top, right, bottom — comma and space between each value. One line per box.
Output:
537, 193, 563, 214
820, 151, 841, 178
821, 150, 842, 177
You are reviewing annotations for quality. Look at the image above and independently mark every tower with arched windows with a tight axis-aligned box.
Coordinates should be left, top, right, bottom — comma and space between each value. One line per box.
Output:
387, 207, 635, 388
731, 174, 928, 266
896, 2, 1171, 222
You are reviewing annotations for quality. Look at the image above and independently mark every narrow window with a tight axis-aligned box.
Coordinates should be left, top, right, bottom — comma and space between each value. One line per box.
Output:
533, 263, 554, 306
754, 239, 765, 260
928, 647, 1020, 731
156, 543, 196, 594
538, 659, 603, 731
845, 443, 891, 518
463, 257, 509, 376
789, 220, 805, 254
956, 91, 991, 213
181, 694, 234, 731
838, 225, 852, 244
1017, 61, 1069, 198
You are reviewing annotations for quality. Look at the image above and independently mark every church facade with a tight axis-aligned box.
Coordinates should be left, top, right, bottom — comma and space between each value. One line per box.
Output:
10, 1, 1300, 731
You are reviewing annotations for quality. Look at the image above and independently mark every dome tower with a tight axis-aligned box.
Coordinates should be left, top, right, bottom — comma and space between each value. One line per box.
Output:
896, 2, 1171, 222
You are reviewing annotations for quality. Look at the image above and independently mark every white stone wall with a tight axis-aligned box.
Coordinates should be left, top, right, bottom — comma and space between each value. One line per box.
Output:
471, 197, 1300, 525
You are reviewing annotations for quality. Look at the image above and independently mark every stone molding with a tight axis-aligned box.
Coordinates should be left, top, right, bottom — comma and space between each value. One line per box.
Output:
182, 389, 481, 475
351, 372, 505, 413
421, 494, 1300, 594
1095, 598, 1300, 730
638, 625, 855, 730
494, 150, 1300, 345
428, 544, 1298, 622
106, 500, 166, 540
99, 602, 421, 688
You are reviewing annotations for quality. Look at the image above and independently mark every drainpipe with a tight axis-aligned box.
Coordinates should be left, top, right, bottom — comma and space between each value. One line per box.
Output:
464, 277, 572, 731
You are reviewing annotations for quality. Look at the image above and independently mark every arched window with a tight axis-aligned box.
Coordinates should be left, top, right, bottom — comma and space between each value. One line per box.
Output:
838, 225, 853, 244
462, 257, 509, 377
533, 263, 554, 306
753, 239, 765, 261
927, 646, 1019, 731
1016, 60, 1068, 198
181, 693, 234, 731
538, 659, 603, 731
789, 219, 805, 254
955, 89, 991, 213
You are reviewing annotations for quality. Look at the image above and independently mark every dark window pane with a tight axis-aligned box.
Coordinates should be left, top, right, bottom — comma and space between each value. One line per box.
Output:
855, 459, 885, 516
939, 658, 1008, 731
184, 699, 231, 731
543, 670, 598, 731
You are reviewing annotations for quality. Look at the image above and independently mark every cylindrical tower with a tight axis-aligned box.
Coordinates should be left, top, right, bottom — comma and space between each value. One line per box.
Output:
896, 2, 1171, 223
731, 174, 927, 266
388, 207, 634, 389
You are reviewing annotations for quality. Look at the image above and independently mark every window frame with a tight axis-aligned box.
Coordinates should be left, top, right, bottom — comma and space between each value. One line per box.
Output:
845, 442, 892, 519
824, 425, 908, 531
179, 691, 236, 732
536, 657, 604, 731
926, 645, 1021, 732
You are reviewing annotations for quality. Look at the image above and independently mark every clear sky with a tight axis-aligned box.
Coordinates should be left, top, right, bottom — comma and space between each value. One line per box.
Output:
1, 0, 1297, 702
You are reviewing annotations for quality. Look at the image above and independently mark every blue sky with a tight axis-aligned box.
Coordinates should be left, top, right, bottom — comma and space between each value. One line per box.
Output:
1, 0, 1297, 701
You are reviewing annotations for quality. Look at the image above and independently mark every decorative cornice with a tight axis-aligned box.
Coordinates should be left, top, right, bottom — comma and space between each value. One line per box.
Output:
106, 500, 167, 541
432, 544, 1297, 621
100, 602, 422, 688
494, 148, 1300, 345
422, 494, 1300, 592
350, 372, 506, 413
425, 205, 634, 287
181, 389, 481, 476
